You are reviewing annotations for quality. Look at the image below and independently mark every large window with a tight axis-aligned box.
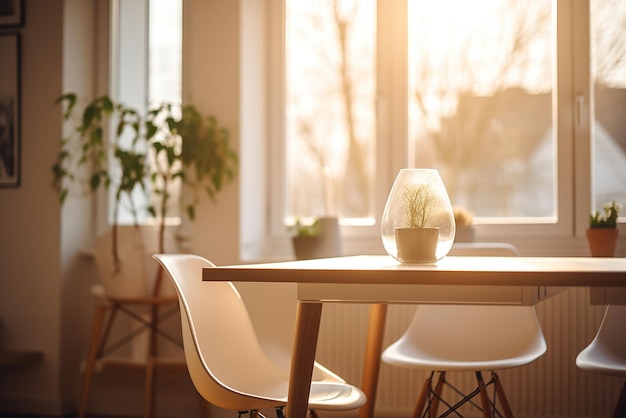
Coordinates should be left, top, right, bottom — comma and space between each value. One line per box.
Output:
285, 1, 376, 224
408, 1, 553, 219
111, 0, 182, 225
275, 0, 624, 247
591, 0, 626, 208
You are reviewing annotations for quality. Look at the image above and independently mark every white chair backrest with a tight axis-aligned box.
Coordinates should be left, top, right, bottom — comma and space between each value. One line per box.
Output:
401, 304, 546, 365
577, 304, 626, 377
395, 242, 546, 366
153, 254, 289, 410
448, 242, 520, 257
593, 305, 626, 354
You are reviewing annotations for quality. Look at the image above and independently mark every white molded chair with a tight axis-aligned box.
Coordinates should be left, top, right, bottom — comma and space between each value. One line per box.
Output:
381, 243, 547, 418
576, 305, 626, 418
153, 253, 366, 417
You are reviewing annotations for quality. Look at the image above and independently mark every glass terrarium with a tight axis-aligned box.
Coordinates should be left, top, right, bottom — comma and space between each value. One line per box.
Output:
381, 169, 455, 263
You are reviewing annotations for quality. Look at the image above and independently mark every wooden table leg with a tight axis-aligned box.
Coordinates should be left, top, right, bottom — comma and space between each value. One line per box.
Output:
286, 301, 323, 418
359, 303, 388, 418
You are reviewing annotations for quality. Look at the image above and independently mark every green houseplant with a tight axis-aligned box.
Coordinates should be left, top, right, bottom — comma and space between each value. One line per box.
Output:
394, 183, 439, 263
53, 94, 238, 296
586, 200, 621, 257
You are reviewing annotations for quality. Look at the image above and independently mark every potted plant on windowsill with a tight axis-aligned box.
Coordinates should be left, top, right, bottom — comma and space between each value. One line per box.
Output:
290, 217, 341, 260
586, 200, 621, 257
53, 94, 238, 297
453, 206, 475, 243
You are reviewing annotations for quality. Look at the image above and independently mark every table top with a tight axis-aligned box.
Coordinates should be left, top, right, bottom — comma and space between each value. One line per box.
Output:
202, 255, 626, 287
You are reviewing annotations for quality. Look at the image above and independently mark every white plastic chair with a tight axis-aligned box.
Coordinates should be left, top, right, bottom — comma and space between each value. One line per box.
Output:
576, 305, 626, 417
153, 253, 366, 417
381, 243, 547, 418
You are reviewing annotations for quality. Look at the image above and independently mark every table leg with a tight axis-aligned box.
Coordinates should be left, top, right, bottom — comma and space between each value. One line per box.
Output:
286, 301, 323, 418
359, 303, 388, 418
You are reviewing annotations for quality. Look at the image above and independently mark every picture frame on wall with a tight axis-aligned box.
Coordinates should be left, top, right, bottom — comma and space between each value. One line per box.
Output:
0, 32, 21, 188
0, 0, 24, 28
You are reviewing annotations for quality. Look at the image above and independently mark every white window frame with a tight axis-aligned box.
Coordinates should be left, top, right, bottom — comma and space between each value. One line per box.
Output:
253, 0, 611, 259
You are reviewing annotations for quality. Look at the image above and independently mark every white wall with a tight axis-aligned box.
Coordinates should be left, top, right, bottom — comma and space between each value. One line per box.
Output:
0, 0, 67, 413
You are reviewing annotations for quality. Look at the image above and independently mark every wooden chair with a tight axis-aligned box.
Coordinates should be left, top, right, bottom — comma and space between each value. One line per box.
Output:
77, 283, 199, 418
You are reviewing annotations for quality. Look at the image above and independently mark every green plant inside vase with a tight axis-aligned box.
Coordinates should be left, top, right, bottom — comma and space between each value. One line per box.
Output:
589, 200, 621, 228
400, 183, 435, 228
53, 93, 238, 295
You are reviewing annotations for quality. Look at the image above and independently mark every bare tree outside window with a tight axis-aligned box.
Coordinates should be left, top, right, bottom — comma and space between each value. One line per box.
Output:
408, 0, 553, 218
285, 0, 375, 223
591, 0, 626, 209
285, 0, 626, 225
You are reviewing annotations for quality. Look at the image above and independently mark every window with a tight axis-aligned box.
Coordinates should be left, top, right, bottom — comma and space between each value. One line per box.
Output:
591, 0, 626, 208
269, 0, 624, 253
110, 0, 182, 225
408, 1, 554, 219
284, 1, 376, 224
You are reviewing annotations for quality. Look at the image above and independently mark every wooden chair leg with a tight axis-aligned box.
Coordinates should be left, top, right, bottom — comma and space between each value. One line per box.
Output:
612, 380, 626, 418
429, 371, 445, 418
476, 372, 492, 418
144, 355, 156, 418
144, 305, 160, 418
493, 372, 513, 418
412, 375, 433, 418
197, 393, 212, 418
78, 305, 108, 418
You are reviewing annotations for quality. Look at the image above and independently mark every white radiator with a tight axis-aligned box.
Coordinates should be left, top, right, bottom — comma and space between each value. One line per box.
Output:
315, 287, 623, 418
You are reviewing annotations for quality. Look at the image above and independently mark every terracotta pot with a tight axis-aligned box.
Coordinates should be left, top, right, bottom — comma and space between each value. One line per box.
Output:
395, 227, 439, 263
586, 228, 618, 257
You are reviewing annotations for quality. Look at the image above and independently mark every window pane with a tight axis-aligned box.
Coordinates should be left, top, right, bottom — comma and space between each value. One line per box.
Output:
591, 0, 626, 209
285, 0, 376, 223
408, 0, 554, 218
149, 0, 182, 105
149, 0, 182, 220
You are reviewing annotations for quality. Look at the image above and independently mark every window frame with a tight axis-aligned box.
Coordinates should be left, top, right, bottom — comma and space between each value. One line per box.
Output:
258, 0, 609, 259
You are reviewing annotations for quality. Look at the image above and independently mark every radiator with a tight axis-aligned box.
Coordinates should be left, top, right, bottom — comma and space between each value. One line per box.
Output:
315, 287, 623, 418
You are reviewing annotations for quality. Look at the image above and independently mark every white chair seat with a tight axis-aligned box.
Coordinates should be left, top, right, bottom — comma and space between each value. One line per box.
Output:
153, 253, 366, 414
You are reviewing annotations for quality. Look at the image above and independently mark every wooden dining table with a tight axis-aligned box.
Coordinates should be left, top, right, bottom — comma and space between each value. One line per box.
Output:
202, 255, 626, 418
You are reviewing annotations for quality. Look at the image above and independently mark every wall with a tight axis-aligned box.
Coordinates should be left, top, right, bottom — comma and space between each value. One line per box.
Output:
0, 0, 67, 413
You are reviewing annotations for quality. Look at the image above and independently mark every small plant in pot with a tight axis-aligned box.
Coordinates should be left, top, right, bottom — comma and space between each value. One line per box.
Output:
290, 217, 342, 260
395, 184, 439, 263
53, 94, 238, 297
586, 200, 621, 257
453, 207, 475, 243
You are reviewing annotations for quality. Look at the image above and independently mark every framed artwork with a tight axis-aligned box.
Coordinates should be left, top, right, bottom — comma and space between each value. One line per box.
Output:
0, 0, 24, 28
0, 32, 20, 187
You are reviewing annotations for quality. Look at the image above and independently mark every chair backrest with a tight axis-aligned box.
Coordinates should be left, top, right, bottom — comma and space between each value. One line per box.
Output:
153, 254, 289, 410
392, 243, 546, 367
577, 304, 626, 377
448, 242, 519, 257
400, 304, 546, 366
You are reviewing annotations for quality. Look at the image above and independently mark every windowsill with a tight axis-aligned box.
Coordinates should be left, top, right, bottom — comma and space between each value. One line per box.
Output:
240, 233, 621, 263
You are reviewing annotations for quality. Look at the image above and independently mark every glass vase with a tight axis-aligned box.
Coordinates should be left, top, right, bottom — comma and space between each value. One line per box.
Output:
381, 169, 455, 263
